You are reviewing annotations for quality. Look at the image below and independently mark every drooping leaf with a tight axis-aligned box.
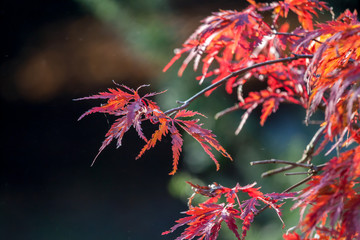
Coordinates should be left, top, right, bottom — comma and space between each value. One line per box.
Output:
175, 117, 232, 171
77, 84, 231, 174
168, 124, 183, 175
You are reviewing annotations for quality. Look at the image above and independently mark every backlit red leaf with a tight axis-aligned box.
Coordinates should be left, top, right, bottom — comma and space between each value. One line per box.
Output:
164, 182, 295, 240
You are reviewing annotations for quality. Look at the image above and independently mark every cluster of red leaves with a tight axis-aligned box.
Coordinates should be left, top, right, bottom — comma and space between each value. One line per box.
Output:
162, 0, 328, 132
77, 0, 360, 239
299, 10, 360, 153
283, 149, 360, 240
162, 182, 295, 240
288, 146, 360, 239
75, 83, 232, 175
162, 0, 360, 239
248, 0, 329, 31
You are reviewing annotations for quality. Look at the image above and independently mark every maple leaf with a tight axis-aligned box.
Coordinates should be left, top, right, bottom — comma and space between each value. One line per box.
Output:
75, 84, 165, 165
168, 124, 183, 175
163, 6, 272, 87
235, 88, 304, 134
162, 203, 241, 240
294, 11, 360, 153
162, 1, 321, 136
173, 110, 233, 171
77, 84, 231, 174
292, 146, 360, 239
249, 0, 328, 30
279, 0, 328, 30
283, 232, 301, 240
164, 182, 296, 240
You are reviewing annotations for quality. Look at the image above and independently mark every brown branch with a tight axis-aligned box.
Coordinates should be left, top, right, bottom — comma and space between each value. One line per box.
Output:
253, 137, 327, 216
282, 175, 313, 193
250, 159, 312, 169
285, 172, 309, 176
164, 54, 313, 116
261, 125, 325, 178
255, 174, 313, 217
214, 104, 240, 120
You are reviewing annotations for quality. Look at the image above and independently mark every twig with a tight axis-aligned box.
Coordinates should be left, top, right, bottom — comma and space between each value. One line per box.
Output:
215, 104, 240, 119
253, 143, 327, 216
304, 120, 324, 125
282, 175, 313, 193
261, 125, 325, 178
285, 172, 309, 176
250, 159, 312, 169
255, 175, 313, 216
164, 54, 313, 115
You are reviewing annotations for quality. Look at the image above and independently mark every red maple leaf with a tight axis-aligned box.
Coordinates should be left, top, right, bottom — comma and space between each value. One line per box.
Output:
162, 203, 241, 240
173, 110, 233, 171
76, 84, 231, 174
75, 84, 165, 165
283, 232, 301, 240
163, 7, 271, 88
163, 182, 296, 240
292, 146, 360, 239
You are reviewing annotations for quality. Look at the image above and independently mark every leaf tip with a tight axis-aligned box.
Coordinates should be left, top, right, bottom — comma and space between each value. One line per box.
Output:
216, 163, 220, 171
161, 230, 171, 235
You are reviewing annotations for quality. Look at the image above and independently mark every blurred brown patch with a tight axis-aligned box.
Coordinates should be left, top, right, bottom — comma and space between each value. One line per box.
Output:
13, 17, 158, 102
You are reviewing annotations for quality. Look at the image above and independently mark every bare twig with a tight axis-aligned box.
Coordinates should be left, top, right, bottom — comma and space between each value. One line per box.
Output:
252, 127, 326, 217
250, 159, 312, 169
255, 174, 313, 216
164, 54, 313, 115
261, 125, 325, 178
215, 104, 240, 119
304, 120, 324, 125
282, 175, 313, 193
285, 172, 309, 176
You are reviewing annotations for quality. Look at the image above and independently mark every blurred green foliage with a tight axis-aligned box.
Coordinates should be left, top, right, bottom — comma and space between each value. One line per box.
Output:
75, 0, 175, 64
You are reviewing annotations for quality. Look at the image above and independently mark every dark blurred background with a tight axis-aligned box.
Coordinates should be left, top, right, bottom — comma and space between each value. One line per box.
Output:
1, 1, 359, 239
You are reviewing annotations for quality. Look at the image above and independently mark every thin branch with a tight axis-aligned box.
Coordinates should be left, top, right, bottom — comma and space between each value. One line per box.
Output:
304, 120, 324, 125
235, 103, 258, 135
285, 172, 309, 176
254, 152, 327, 216
261, 125, 325, 178
250, 159, 312, 169
255, 175, 313, 216
215, 104, 240, 119
164, 54, 313, 115
284, 163, 326, 176
282, 175, 313, 193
